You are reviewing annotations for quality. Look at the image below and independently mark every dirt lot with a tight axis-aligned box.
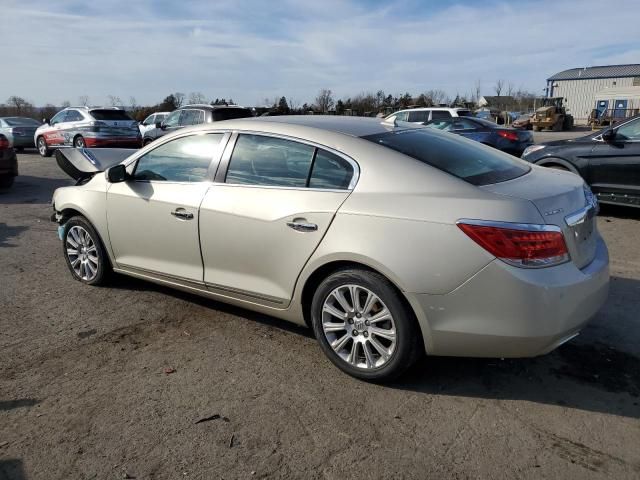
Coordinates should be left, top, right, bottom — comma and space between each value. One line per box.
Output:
1, 151, 639, 480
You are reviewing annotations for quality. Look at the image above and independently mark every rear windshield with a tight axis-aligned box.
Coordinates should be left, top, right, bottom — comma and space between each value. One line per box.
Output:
89, 110, 133, 121
456, 110, 473, 116
362, 128, 530, 186
3, 117, 40, 126
212, 108, 253, 121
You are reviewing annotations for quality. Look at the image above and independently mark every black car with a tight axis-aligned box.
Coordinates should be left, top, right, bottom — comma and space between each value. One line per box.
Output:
0, 133, 18, 189
143, 104, 253, 145
522, 115, 640, 208
424, 117, 533, 156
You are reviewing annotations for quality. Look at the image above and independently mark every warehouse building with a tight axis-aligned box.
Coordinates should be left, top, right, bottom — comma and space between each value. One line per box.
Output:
546, 64, 640, 124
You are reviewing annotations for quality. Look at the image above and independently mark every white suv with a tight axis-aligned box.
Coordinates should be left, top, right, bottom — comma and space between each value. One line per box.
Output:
385, 107, 473, 124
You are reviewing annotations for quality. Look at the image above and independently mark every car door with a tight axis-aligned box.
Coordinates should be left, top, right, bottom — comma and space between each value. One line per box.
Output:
63, 109, 86, 145
199, 133, 357, 306
588, 117, 640, 199
44, 111, 69, 146
106, 132, 229, 282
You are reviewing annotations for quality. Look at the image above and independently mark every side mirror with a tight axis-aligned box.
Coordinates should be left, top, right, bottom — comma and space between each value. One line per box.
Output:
107, 164, 127, 183
43, 118, 50, 125
602, 129, 616, 142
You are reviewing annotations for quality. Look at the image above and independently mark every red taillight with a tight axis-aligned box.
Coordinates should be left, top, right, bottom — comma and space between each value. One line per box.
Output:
0, 134, 10, 149
457, 221, 569, 268
497, 130, 519, 141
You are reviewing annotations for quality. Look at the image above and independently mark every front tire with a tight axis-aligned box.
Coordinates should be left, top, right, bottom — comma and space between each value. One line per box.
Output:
73, 135, 86, 148
62, 216, 110, 286
37, 136, 52, 157
311, 268, 421, 381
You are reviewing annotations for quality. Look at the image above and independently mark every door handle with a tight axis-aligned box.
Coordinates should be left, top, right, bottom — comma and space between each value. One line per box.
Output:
171, 208, 194, 220
286, 219, 318, 232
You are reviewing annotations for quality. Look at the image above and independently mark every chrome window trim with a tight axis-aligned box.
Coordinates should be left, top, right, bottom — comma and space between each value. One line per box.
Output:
220, 129, 360, 191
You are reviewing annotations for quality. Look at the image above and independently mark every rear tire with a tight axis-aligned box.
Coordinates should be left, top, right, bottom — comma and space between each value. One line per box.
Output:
143, 138, 153, 146
311, 268, 421, 382
73, 135, 86, 148
62, 216, 110, 286
37, 136, 52, 157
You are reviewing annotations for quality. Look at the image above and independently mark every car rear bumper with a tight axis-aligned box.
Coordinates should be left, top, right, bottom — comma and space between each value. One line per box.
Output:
0, 149, 18, 176
409, 236, 609, 358
9, 136, 36, 148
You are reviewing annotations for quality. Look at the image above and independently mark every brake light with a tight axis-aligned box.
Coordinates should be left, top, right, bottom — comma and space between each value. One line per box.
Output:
0, 134, 10, 149
88, 121, 107, 132
497, 130, 519, 141
457, 221, 569, 268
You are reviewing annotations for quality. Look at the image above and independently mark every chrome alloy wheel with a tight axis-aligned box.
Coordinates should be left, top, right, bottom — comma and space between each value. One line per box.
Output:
65, 226, 99, 281
37, 137, 47, 156
321, 285, 397, 369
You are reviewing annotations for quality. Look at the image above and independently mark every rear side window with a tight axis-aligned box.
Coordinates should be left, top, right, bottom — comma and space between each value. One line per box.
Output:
309, 150, 354, 189
407, 111, 429, 123
65, 110, 84, 122
456, 110, 473, 117
90, 110, 133, 121
212, 108, 253, 121
226, 134, 314, 187
431, 110, 452, 120
363, 129, 530, 186
134, 133, 224, 182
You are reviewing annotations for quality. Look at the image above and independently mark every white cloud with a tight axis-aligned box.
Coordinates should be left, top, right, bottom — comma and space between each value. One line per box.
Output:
0, 0, 638, 106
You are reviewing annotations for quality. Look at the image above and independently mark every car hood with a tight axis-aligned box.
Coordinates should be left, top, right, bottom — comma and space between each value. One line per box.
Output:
55, 148, 136, 180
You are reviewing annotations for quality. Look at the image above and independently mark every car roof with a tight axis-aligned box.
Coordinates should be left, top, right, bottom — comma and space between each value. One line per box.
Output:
178, 104, 250, 111
394, 107, 470, 113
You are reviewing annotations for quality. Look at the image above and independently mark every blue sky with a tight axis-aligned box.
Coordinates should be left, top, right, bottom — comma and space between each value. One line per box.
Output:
1, 0, 639, 107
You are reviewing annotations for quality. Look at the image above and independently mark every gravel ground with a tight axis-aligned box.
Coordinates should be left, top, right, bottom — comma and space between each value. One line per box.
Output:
1, 152, 639, 480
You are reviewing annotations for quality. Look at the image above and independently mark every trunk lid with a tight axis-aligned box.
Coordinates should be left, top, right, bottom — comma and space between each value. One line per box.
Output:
481, 167, 597, 269
55, 148, 135, 180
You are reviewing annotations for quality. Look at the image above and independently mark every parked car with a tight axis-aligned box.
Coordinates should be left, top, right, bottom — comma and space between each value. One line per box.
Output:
384, 107, 473, 124
0, 134, 18, 188
0, 117, 41, 151
142, 104, 253, 145
522, 114, 640, 208
512, 114, 533, 130
139, 112, 169, 136
51, 116, 608, 381
34, 107, 141, 158
424, 117, 534, 156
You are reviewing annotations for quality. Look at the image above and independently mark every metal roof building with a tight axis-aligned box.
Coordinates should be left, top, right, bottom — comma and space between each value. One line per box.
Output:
546, 64, 640, 123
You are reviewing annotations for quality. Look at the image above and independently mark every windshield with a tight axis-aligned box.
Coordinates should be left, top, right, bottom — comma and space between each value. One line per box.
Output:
362, 128, 530, 186
90, 110, 133, 121
3, 117, 41, 126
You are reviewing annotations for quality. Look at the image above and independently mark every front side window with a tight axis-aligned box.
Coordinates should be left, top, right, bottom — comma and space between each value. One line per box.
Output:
164, 110, 182, 128
226, 134, 315, 187
143, 114, 155, 125
363, 128, 530, 186
133, 133, 224, 182
65, 110, 84, 122
50, 111, 68, 125
395, 111, 409, 122
616, 117, 640, 141
181, 109, 205, 126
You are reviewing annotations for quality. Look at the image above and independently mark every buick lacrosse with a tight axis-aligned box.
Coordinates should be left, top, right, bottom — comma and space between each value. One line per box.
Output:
51, 116, 609, 381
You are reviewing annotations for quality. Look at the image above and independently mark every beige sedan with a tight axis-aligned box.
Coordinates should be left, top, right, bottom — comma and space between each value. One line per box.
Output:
51, 116, 609, 381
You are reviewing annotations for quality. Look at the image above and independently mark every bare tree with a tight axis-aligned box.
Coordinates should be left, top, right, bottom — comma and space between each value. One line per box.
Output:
288, 97, 300, 112
173, 92, 185, 108
78, 95, 90, 106
474, 79, 481, 104
61, 100, 71, 108
494, 79, 505, 96
107, 95, 122, 107
506, 82, 514, 97
424, 89, 447, 106
6, 96, 30, 114
129, 96, 137, 109
187, 92, 207, 105
315, 89, 334, 113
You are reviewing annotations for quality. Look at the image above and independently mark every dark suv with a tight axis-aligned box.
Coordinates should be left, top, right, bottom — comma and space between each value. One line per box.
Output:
142, 104, 253, 145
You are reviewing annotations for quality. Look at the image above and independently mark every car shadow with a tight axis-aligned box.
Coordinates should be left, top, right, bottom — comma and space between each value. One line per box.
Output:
599, 203, 640, 220
0, 175, 72, 205
0, 398, 39, 411
0, 223, 29, 248
106, 273, 640, 419
0, 459, 26, 480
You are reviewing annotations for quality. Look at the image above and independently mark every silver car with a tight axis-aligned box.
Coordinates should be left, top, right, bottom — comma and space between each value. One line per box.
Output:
50, 116, 609, 381
0, 116, 41, 150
